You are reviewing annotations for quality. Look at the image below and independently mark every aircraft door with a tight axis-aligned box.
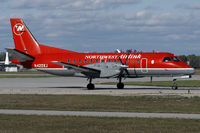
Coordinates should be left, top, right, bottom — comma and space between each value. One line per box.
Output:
141, 58, 148, 73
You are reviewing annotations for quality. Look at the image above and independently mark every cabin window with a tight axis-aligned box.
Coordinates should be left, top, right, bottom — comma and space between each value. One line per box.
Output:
90, 59, 93, 63
84, 59, 87, 63
163, 57, 172, 62
171, 57, 180, 62
137, 59, 140, 63
79, 59, 81, 63
114, 59, 117, 62
102, 59, 105, 63
67, 59, 70, 63
108, 59, 111, 62
96, 59, 99, 63
73, 59, 76, 63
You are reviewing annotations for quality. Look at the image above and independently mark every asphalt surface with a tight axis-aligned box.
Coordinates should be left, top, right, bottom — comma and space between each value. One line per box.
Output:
0, 76, 199, 96
0, 109, 200, 119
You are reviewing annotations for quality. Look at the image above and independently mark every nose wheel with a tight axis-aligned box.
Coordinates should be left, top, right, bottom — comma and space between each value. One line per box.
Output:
172, 79, 178, 90
87, 78, 95, 90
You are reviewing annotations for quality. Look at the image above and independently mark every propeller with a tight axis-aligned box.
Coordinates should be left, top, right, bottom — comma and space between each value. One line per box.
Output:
118, 52, 130, 77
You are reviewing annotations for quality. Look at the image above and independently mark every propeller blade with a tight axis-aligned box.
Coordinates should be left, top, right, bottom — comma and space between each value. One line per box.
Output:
125, 53, 130, 64
125, 69, 130, 76
118, 56, 124, 65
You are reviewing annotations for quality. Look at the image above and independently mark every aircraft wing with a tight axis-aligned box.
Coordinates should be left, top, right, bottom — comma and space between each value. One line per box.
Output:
6, 48, 35, 62
51, 61, 101, 74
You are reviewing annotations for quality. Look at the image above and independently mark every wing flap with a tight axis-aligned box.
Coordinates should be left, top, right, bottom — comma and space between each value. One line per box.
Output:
51, 61, 100, 74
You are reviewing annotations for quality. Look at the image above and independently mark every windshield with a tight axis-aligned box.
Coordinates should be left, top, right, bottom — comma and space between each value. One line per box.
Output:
163, 57, 172, 62
171, 57, 180, 62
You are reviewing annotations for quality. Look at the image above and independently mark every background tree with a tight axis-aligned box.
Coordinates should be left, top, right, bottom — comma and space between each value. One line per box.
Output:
178, 55, 188, 63
187, 55, 200, 68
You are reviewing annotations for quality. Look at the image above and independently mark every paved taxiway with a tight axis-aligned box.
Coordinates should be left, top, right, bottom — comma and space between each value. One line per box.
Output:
0, 109, 200, 119
0, 75, 199, 96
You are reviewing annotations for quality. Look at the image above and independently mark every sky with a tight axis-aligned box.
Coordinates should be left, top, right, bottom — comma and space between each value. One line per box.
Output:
1, 0, 200, 55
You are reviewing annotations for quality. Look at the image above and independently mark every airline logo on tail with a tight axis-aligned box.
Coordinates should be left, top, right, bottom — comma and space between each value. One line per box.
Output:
13, 23, 25, 35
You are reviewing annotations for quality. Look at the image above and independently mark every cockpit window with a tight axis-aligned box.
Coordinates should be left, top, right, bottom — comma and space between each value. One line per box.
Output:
163, 57, 172, 62
171, 57, 180, 62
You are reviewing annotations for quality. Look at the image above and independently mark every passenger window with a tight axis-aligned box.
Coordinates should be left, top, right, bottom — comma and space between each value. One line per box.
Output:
73, 59, 76, 63
84, 59, 87, 63
137, 59, 140, 63
67, 59, 70, 63
90, 59, 93, 63
79, 59, 81, 63
96, 59, 99, 63
171, 57, 180, 62
163, 57, 172, 62
108, 59, 111, 62
102, 59, 105, 63
114, 59, 117, 62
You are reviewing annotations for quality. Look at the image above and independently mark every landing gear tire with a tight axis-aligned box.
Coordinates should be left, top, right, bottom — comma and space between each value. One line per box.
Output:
87, 83, 95, 90
117, 83, 124, 89
172, 85, 178, 90
172, 79, 178, 90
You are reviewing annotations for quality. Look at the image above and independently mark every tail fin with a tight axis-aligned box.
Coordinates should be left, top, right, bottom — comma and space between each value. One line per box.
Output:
10, 18, 41, 56
10, 18, 77, 57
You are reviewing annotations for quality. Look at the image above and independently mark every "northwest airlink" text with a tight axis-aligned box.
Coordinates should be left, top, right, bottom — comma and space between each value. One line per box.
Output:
85, 54, 141, 59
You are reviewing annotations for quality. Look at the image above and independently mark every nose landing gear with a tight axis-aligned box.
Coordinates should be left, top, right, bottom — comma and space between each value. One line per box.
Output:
172, 79, 178, 90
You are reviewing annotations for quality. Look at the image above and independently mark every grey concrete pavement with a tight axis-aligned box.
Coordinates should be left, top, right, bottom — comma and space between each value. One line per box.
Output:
0, 76, 199, 96
0, 109, 200, 119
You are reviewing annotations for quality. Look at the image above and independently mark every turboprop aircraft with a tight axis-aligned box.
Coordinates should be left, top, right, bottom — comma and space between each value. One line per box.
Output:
7, 18, 195, 90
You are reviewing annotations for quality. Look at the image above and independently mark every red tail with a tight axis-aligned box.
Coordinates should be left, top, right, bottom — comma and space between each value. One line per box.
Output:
10, 18, 42, 56
10, 18, 76, 57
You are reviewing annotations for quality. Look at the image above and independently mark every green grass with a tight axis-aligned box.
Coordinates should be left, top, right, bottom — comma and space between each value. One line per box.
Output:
195, 68, 200, 75
101, 80, 200, 87
0, 95, 200, 114
0, 74, 55, 78
0, 70, 45, 74
0, 70, 57, 78
0, 115, 200, 133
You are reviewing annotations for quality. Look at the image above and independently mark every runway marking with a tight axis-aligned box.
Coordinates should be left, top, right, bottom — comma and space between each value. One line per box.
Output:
0, 109, 200, 119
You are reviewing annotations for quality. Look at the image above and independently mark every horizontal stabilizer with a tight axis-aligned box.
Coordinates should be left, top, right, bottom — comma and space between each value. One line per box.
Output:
51, 61, 100, 74
6, 48, 35, 62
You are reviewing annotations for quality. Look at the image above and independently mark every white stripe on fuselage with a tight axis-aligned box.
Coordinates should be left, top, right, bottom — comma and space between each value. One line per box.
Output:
127, 68, 193, 70
36, 68, 193, 71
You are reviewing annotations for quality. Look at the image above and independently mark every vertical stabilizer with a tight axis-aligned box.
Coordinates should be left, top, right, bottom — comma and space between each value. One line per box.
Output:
10, 18, 41, 56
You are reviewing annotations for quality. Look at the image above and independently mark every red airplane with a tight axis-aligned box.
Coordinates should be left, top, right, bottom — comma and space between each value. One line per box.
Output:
7, 18, 195, 90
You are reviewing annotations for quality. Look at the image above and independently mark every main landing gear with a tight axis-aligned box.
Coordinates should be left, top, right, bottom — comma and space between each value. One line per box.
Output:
87, 78, 95, 90
117, 77, 124, 89
172, 79, 178, 90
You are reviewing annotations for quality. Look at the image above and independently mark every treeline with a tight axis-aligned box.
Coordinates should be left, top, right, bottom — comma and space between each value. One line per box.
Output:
0, 52, 6, 61
178, 55, 200, 68
0, 52, 14, 61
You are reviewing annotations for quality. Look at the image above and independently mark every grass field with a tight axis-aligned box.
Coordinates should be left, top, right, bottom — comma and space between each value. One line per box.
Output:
0, 115, 200, 133
0, 71, 56, 78
0, 71, 43, 74
101, 80, 200, 87
195, 68, 200, 75
0, 74, 55, 78
0, 95, 200, 114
